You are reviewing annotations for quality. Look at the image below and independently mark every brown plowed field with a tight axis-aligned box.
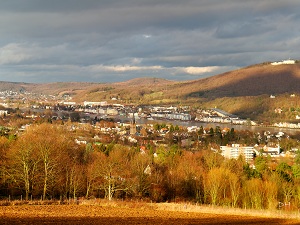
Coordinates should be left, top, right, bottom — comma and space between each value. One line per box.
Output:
0, 203, 299, 225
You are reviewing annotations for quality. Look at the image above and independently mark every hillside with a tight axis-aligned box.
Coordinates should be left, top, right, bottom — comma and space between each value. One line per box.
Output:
1, 62, 300, 121
76, 62, 300, 103
182, 62, 300, 98
0, 81, 36, 92
0, 81, 100, 96
73, 78, 177, 103
1, 62, 300, 100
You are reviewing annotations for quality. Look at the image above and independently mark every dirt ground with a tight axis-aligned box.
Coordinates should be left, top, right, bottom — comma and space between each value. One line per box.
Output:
0, 203, 299, 225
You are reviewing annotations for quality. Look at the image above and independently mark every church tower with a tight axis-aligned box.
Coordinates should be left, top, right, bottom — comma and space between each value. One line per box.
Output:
130, 116, 136, 135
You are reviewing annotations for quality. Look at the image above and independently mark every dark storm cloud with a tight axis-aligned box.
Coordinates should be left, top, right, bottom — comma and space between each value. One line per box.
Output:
0, 0, 300, 83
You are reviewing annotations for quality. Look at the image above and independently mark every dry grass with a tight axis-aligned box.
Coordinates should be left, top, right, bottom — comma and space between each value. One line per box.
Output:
155, 202, 300, 220
3, 199, 299, 219
1, 200, 300, 224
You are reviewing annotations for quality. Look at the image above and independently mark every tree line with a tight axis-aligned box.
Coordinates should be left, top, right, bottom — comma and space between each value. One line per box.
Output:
0, 123, 300, 210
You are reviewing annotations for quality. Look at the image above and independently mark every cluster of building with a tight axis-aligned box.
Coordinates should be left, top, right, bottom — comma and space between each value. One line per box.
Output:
62, 102, 193, 121
0, 88, 58, 104
220, 142, 298, 166
149, 106, 191, 121
195, 108, 254, 125
0, 90, 21, 100
273, 122, 300, 129
219, 128, 297, 164
2, 87, 300, 131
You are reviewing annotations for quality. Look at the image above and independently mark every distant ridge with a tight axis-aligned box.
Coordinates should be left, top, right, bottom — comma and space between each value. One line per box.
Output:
115, 77, 174, 86
1, 61, 300, 100
0, 81, 33, 92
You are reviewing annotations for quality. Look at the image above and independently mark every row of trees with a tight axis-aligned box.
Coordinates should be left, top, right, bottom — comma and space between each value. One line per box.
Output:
0, 123, 300, 210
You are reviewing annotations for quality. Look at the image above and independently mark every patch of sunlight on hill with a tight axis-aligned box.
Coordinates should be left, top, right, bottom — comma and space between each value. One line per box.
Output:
150, 99, 179, 105
144, 91, 164, 100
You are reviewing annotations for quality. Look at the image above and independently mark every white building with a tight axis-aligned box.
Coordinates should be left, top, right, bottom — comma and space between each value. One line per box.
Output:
271, 59, 295, 65
83, 101, 107, 106
63, 102, 76, 105
220, 144, 254, 162
106, 108, 118, 115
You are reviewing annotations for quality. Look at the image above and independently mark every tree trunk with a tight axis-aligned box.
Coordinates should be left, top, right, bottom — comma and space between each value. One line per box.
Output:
43, 161, 48, 200
23, 163, 30, 201
108, 174, 113, 201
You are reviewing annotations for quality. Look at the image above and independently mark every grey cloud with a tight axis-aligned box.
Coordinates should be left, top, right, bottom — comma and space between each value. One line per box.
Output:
214, 18, 274, 39
1, 1, 300, 83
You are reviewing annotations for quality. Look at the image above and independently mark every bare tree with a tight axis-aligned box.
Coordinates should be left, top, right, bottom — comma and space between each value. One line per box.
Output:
281, 181, 294, 203
68, 164, 85, 199
7, 135, 39, 200
8, 124, 74, 200
243, 179, 265, 209
205, 167, 226, 205
264, 180, 278, 209
92, 146, 132, 200
0, 137, 11, 193
227, 171, 241, 207
129, 152, 152, 198
31, 124, 72, 200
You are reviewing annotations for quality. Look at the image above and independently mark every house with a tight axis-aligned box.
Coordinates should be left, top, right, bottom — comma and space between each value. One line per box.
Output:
187, 126, 199, 132
144, 165, 151, 175
262, 144, 280, 155
75, 138, 87, 145
274, 108, 282, 114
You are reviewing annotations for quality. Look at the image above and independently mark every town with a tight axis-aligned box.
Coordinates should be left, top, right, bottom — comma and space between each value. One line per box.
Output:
0, 88, 299, 166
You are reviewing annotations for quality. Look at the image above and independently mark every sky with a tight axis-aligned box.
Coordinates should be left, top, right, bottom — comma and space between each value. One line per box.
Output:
1, 0, 300, 83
